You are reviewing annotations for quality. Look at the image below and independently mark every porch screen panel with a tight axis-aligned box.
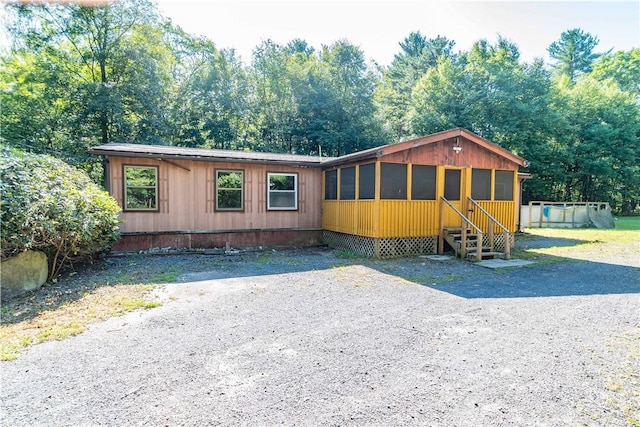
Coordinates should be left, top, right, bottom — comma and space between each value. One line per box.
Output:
495, 170, 514, 200
471, 169, 491, 200
358, 163, 375, 200
340, 166, 356, 200
411, 165, 436, 200
380, 163, 407, 200
325, 170, 337, 200
444, 169, 461, 200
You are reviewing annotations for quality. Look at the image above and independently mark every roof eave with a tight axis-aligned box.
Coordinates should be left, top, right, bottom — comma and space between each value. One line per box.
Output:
321, 127, 527, 168
89, 148, 325, 167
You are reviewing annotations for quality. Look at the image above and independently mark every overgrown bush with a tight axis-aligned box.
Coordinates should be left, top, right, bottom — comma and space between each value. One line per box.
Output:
0, 146, 121, 278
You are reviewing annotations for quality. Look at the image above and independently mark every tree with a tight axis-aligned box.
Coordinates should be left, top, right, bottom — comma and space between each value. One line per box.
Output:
248, 40, 299, 153
551, 76, 640, 212
3, 0, 169, 164
590, 48, 640, 98
548, 28, 606, 83
165, 24, 249, 149
375, 32, 456, 140
310, 40, 386, 156
248, 39, 385, 156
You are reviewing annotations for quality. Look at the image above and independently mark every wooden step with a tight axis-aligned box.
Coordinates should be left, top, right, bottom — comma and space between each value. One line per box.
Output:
448, 233, 479, 239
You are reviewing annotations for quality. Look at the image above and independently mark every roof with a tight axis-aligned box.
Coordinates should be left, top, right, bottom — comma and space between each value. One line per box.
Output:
90, 128, 527, 168
89, 143, 330, 166
320, 128, 527, 168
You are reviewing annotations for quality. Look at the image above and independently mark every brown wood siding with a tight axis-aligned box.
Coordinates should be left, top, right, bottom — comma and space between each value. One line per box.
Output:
108, 156, 322, 233
382, 137, 519, 171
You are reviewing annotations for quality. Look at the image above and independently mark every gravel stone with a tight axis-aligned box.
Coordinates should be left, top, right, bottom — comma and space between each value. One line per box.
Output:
2, 237, 639, 426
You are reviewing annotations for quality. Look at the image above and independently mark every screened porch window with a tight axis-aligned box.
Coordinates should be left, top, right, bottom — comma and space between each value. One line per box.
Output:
495, 170, 514, 200
216, 170, 244, 210
267, 172, 298, 210
411, 165, 436, 200
325, 170, 337, 200
444, 169, 461, 200
358, 163, 375, 200
471, 169, 492, 200
380, 163, 407, 200
124, 165, 158, 211
340, 166, 356, 200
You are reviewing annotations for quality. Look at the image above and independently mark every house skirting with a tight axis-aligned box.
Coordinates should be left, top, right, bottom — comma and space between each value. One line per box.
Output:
112, 228, 323, 252
323, 231, 438, 259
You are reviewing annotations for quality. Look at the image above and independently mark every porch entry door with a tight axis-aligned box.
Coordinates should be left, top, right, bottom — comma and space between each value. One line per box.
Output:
443, 168, 465, 228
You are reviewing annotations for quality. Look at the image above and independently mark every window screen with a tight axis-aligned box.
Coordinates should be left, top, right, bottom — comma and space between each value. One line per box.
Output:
358, 163, 375, 200
380, 163, 407, 200
471, 169, 491, 200
325, 170, 337, 200
495, 170, 514, 201
340, 167, 356, 200
444, 169, 461, 200
411, 165, 436, 200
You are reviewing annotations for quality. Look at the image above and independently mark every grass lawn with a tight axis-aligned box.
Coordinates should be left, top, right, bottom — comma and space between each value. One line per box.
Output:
0, 265, 181, 361
519, 216, 640, 267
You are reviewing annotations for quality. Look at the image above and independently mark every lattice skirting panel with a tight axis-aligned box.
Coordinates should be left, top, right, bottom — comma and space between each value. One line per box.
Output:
323, 231, 438, 259
481, 233, 513, 251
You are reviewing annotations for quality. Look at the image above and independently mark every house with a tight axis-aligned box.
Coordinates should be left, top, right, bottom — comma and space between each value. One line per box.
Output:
89, 143, 326, 251
91, 128, 528, 258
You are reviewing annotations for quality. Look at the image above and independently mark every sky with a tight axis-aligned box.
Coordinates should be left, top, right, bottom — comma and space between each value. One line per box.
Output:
155, 0, 640, 65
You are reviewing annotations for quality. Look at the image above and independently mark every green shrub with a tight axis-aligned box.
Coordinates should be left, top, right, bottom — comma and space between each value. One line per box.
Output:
0, 146, 121, 278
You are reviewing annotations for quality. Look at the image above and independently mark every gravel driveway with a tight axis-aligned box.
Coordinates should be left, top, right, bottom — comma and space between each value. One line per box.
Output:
2, 238, 639, 426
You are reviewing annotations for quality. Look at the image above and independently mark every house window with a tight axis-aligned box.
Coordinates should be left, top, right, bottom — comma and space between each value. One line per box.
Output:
124, 165, 158, 211
380, 163, 407, 200
216, 170, 243, 210
358, 163, 375, 200
325, 170, 337, 200
340, 167, 356, 200
471, 169, 492, 200
267, 172, 298, 210
411, 165, 436, 200
495, 170, 514, 201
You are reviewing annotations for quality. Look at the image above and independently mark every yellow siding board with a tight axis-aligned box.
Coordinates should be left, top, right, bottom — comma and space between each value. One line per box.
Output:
471, 201, 517, 232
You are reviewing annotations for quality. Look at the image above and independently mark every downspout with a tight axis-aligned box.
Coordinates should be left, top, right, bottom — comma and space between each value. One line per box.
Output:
517, 176, 523, 232
102, 156, 110, 192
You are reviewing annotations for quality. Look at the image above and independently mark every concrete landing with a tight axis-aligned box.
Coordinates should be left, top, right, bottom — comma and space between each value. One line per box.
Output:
475, 258, 535, 269
421, 255, 454, 261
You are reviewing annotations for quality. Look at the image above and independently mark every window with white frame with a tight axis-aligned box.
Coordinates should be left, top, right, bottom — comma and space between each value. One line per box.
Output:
267, 172, 298, 210
124, 165, 158, 211
216, 170, 244, 211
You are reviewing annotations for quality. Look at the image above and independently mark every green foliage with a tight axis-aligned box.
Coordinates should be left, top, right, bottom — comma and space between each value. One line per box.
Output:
548, 28, 604, 82
590, 48, 640, 97
376, 32, 456, 139
0, 147, 121, 278
2, 2, 639, 215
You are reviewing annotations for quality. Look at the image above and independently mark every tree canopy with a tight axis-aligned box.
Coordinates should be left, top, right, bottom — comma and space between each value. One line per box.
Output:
2, 1, 639, 213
